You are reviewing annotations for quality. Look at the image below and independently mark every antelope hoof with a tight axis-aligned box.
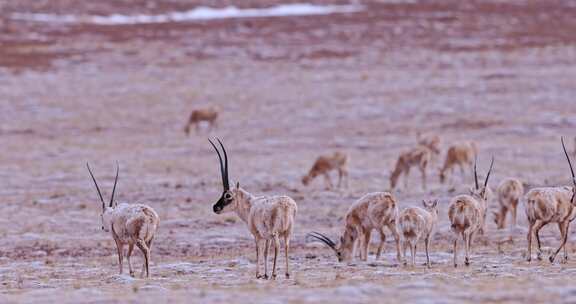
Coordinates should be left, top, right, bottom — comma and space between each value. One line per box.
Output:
263, 274, 269, 280
129, 271, 135, 277
464, 259, 470, 266
272, 273, 277, 280
526, 257, 531, 263
285, 273, 290, 279
536, 253, 543, 261
454, 263, 458, 268
549, 256, 555, 263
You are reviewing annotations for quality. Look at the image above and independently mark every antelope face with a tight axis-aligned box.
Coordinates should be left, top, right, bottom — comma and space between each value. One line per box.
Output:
422, 199, 439, 217
86, 162, 119, 233
101, 208, 114, 232
209, 138, 235, 214
213, 189, 235, 214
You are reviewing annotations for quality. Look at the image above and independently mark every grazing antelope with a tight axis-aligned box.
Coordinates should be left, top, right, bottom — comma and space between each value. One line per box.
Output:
439, 142, 478, 184
398, 199, 439, 268
307, 192, 401, 263
209, 139, 297, 279
493, 178, 524, 230
448, 156, 493, 267
86, 163, 159, 278
302, 151, 349, 189
524, 138, 576, 263
390, 146, 432, 191
183, 106, 219, 135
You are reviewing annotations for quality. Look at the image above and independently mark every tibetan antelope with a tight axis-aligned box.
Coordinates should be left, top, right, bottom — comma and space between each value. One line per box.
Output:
448, 156, 493, 267
209, 139, 297, 279
493, 178, 524, 230
86, 163, 159, 278
183, 106, 219, 135
398, 199, 439, 268
390, 146, 432, 191
417, 133, 441, 163
302, 151, 349, 189
524, 138, 576, 263
439, 142, 478, 184
307, 192, 401, 263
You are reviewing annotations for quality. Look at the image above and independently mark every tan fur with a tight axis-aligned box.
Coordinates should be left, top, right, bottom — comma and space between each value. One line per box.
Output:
390, 146, 432, 190
439, 142, 477, 184
302, 151, 349, 189
448, 194, 484, 267
105, 203, 160, 278
524, 187, 575, 263
217, 185, 298, 279
398, 200, 439, 268
417, 134, 441, 162
183, 106, 219, 135
493, 178, 524, 229
311, 192, 401, 263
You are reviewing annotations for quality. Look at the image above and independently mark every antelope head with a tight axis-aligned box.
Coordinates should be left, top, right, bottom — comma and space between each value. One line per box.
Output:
422, 199, 439, 217
470, 156, 494, 201
307, 228, 357, 262
209, 138, 238, 214
87, 162, 119, 232
561, 137, 576, 204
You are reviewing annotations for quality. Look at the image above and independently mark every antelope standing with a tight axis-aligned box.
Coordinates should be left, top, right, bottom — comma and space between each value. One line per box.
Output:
448, 156, 493, 267
302, 151, 349, 189
307, 192, 401, 263
524, 138, 576, 263
183, 106, 219, 135
389, 146, 432, 191
86, 163, 160, 278
493, 178, 524, 229
439, 142, 478, 184
398, 199, 439, 268
209, 139, 297, 279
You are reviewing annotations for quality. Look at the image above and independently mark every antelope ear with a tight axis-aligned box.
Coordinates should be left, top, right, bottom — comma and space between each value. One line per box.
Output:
432, 199, 438, 207
236, 181, 240, 189
422, 200, 428, 207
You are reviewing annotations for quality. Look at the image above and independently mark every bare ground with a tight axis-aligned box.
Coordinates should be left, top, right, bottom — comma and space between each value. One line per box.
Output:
1, 0, 576, 303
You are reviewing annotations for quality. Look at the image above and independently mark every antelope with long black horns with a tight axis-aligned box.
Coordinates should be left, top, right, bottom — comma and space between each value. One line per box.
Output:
524, 137, 576, 263
209, 138, 298, 279
447, 156, 494, 267
307, 192, 402, 264
87, 163, 159, 278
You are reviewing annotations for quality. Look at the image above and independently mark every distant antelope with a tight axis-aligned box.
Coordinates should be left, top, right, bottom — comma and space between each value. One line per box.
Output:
183, 106, 219, 135
439, 142, 478, 184
209, 139, 297, 279
417, 133, 441, 162
302, 151, 349, 189
493, 178, 524, 230
390, 146, 432, 191
524, 138, 576, 263
398, 199, 439, 268
307, 192, 401, 263
448, 156, 493, 267
86, 163, 159, 278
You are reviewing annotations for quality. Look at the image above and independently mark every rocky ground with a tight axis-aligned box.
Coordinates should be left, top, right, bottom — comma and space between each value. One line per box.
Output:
1, 0, 576, 303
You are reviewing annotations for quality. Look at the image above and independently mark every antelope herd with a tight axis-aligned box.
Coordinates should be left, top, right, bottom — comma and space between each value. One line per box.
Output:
84, 130, 576, 279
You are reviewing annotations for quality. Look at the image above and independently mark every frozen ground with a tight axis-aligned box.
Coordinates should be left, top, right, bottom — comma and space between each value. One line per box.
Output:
1, 0, 576, 303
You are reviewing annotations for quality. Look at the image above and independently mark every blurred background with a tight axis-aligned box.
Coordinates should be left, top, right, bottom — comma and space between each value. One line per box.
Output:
1, 0, 576, 302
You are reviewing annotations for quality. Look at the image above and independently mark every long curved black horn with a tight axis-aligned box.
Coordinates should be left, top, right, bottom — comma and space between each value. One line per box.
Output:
216, 138, 230, 190
109, 162, 119, 207
483, 156, 494, 188
209, 138, 228, 191
86, 163, 105, 210
561, 137, 576, 203
474, 156, 479, 190
307, 232, 336, 250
